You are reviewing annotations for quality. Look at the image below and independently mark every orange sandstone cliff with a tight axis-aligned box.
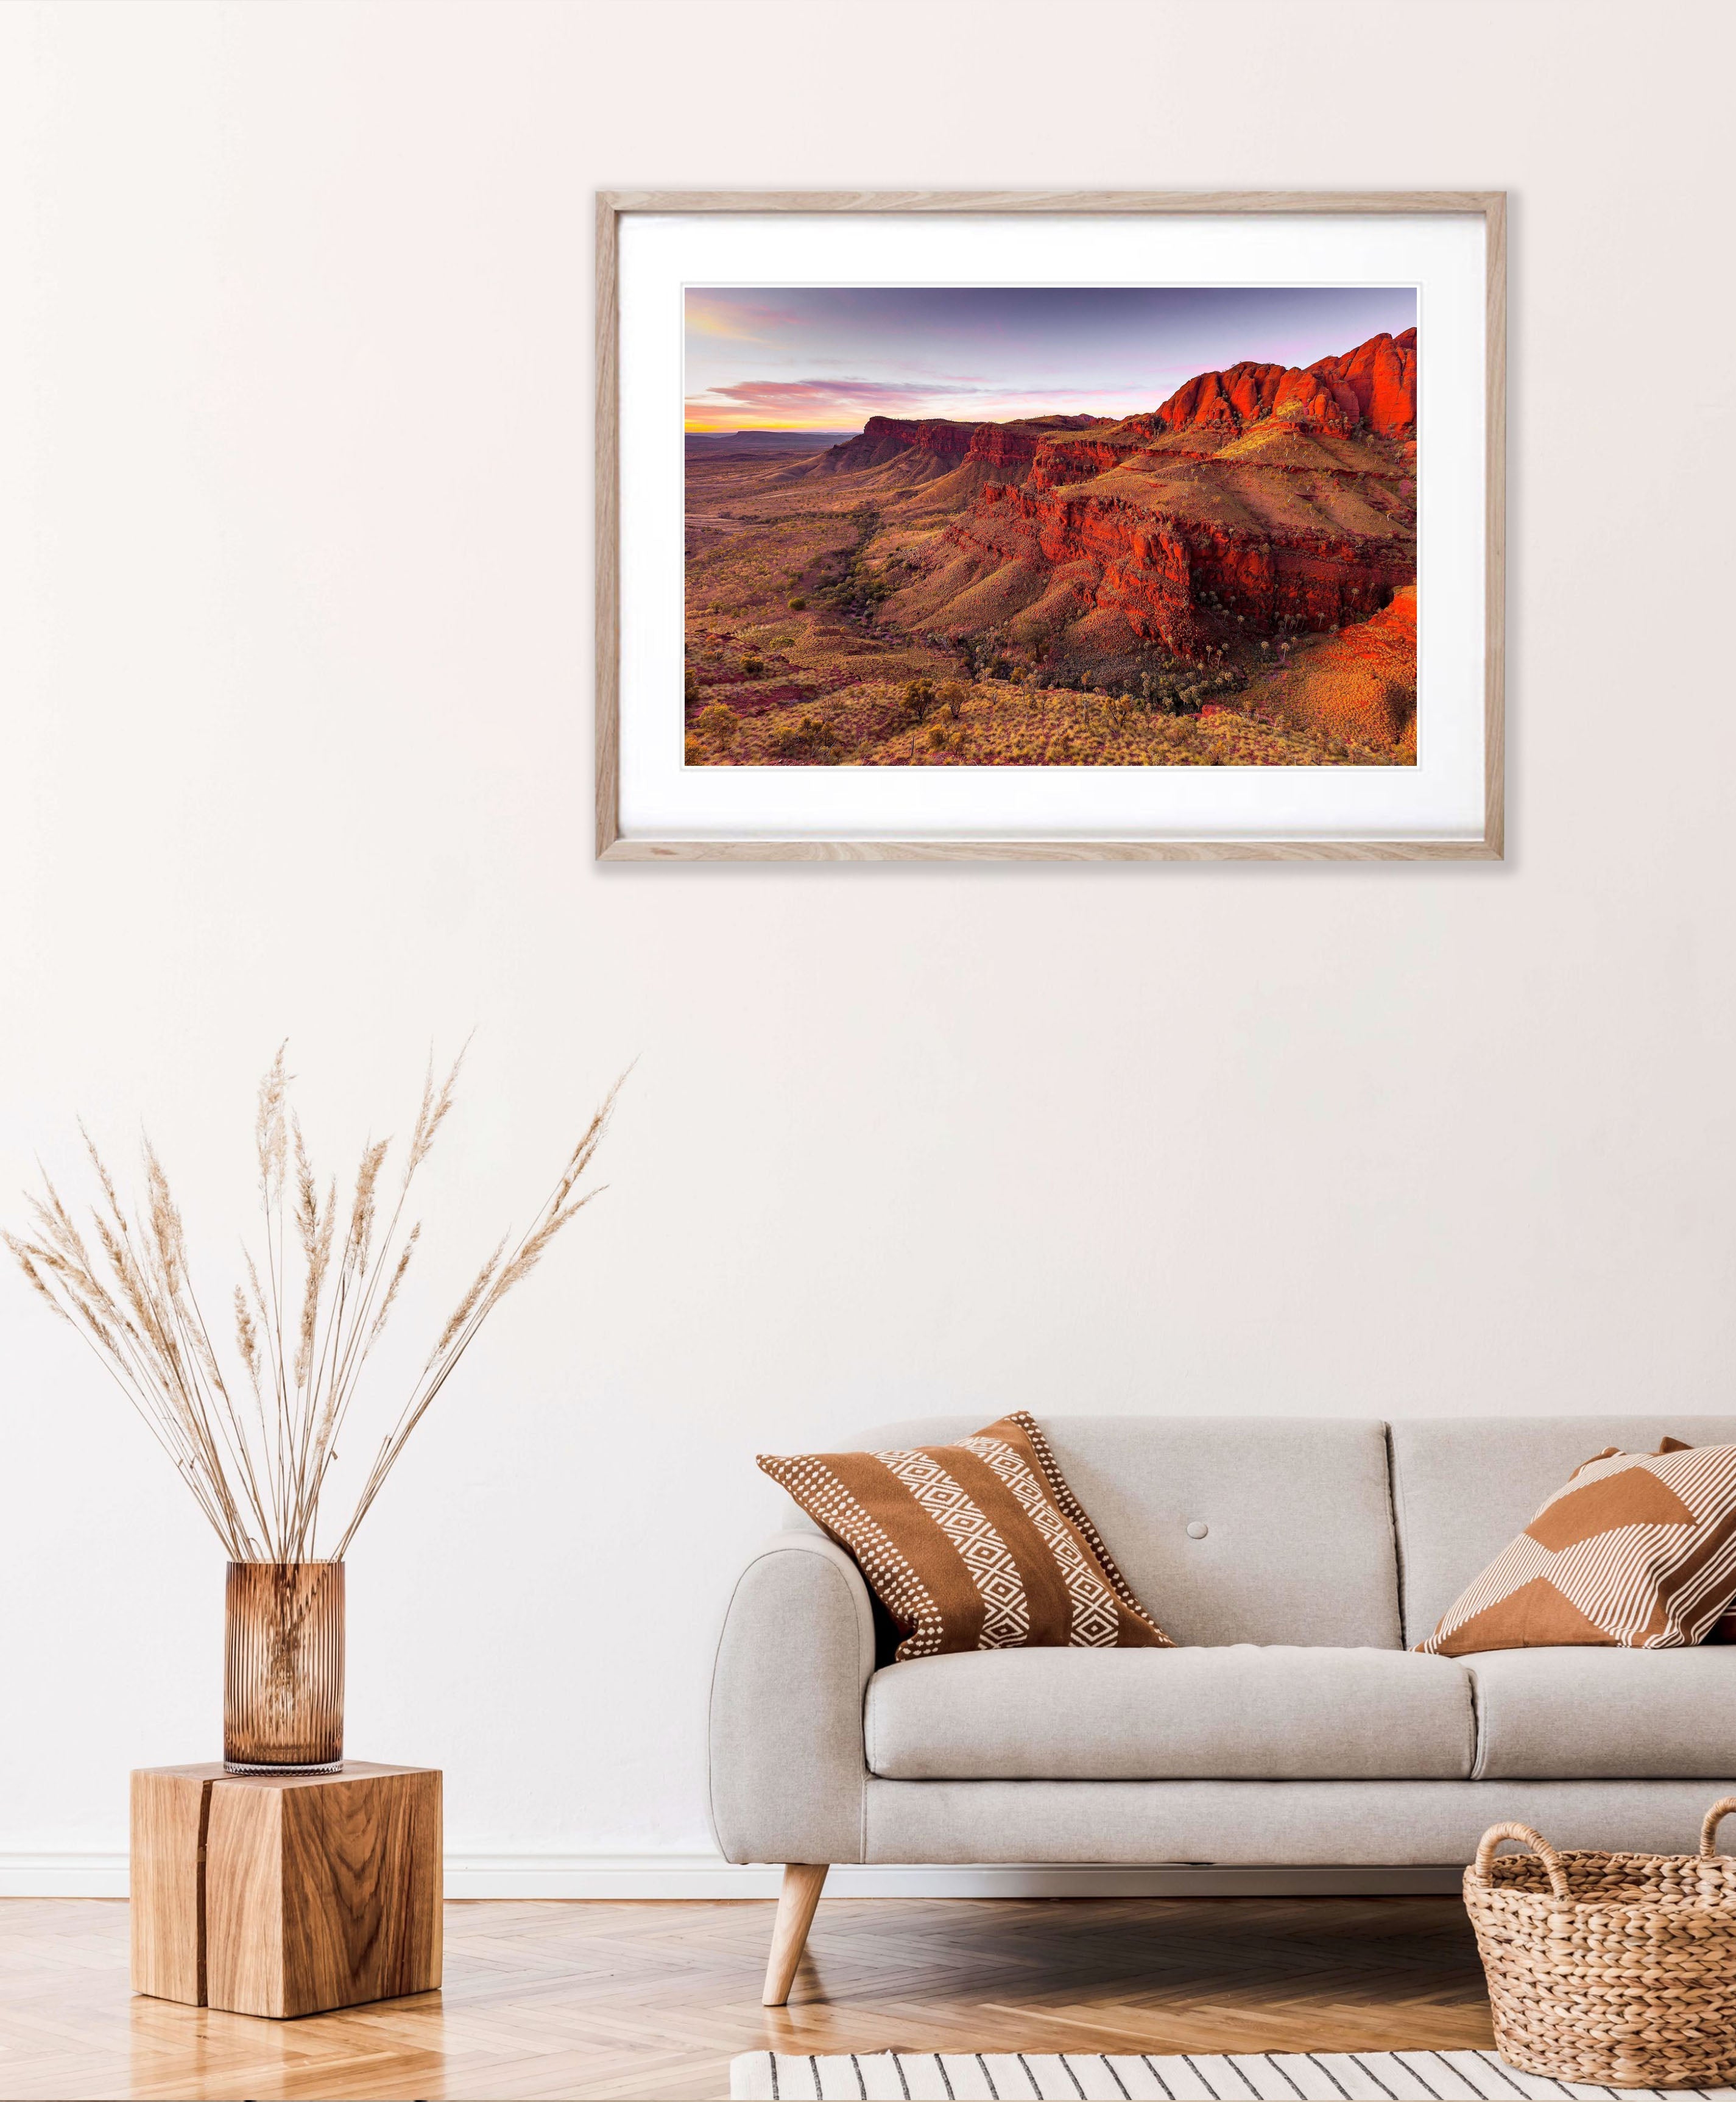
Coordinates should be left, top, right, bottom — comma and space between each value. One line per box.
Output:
792, 330, 1419, 736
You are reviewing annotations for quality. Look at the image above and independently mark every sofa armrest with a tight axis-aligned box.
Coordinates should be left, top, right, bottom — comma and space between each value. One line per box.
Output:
708, 1532, 874, 1865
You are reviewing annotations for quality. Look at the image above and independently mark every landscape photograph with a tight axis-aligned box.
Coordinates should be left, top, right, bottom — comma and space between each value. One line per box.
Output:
684, 285, 1419, 768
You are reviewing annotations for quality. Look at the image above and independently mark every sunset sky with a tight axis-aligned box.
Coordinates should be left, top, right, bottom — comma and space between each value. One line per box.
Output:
684, 286, 1418, 432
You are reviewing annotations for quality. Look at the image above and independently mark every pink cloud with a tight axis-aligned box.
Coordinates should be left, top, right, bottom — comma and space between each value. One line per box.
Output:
685, 377, 981, 426
684, 375, 1177, 431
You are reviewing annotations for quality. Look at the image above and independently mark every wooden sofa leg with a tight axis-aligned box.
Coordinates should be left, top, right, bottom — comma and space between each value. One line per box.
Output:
762, 1863, 829, 2006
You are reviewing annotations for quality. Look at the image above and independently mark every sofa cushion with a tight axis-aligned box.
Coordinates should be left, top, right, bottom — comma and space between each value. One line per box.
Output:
855, 1416, 1402, 1647
863, 1646, 1475, 1780
861, 1777, 1736, 1869
1417, 1438, 1736, 1655
1469, 1645, 1736, 1778
759, 1413, 1172, 1660
1389, 1416, 1736, 1647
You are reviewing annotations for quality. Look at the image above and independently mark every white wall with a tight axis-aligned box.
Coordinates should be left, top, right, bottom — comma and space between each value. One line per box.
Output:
2, 0, 1733, 1894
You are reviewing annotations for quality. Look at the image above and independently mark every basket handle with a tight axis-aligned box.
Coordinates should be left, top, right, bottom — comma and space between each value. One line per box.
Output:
1473, 1822, 1572, 1903
1699, 1797, 1736, 1858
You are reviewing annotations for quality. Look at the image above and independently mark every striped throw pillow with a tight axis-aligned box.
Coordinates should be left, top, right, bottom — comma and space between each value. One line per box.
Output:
1644, 1437, 1736, 1643
758, 1410, 1172, 1660
1417, 1437, 1736, 1655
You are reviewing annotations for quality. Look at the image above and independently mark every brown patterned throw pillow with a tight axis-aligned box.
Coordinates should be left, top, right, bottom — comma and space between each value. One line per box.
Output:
1642, 1438, 1736, 1643
758, 1410, 1172, 1660
1417, 1437, 1736, 1655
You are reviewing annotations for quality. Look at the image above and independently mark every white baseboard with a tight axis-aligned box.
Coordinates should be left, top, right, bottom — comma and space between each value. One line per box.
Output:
0, 1851, 1463, 1900
0, 1854, 133, 1899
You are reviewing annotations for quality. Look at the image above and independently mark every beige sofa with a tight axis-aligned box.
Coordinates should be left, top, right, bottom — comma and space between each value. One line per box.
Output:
708, 1414, 1736, 2002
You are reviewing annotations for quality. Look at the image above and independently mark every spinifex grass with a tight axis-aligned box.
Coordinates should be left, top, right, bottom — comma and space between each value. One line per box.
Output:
7, 1046, 618, 1560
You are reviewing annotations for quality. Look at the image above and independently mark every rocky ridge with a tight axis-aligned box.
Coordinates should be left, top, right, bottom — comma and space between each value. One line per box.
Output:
837, 329, 1420, 662
813, 330, 1415, 483
947, 482, 1413, 658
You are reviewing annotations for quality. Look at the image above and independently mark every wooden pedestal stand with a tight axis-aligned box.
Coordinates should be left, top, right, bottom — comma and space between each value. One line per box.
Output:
130, 1761, 442, 2019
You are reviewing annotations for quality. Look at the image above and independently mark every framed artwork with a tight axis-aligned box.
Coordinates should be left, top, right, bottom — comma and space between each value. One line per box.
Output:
596, 191, 1505, 862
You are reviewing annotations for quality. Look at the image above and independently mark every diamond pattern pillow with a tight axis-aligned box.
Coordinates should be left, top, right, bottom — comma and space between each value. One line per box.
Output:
1417, 1437, 1736, 1655
758, 1410, 1172, 1661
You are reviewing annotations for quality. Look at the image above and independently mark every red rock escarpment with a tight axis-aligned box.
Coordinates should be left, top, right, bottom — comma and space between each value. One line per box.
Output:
1310, 328, 1417, 439
821, 333, 1416, 478
1026, 439, 1125, 489
965, 423, 1043, 472
1129, 328, 1417, 442
820, 414, 1103, 479
947, 483, 1412, 656
817, 416, 980, 471
1137, 361, 1357, 438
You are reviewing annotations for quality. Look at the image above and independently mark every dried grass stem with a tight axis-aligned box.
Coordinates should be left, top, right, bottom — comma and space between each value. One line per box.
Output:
7, 1047, 617, 1561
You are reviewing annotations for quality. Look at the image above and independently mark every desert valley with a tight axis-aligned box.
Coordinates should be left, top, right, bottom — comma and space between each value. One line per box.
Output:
685, 328, 1418, 768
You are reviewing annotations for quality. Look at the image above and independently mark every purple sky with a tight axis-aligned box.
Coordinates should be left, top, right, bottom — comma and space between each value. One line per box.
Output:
685, 285, 1417, 431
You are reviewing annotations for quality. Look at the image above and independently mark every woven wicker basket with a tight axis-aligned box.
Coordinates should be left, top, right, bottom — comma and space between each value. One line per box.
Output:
1466, 1797, 1736, 2090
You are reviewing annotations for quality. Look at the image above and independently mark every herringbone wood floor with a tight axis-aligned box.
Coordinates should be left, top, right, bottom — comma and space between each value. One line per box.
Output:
0, 1895, 1494, 2101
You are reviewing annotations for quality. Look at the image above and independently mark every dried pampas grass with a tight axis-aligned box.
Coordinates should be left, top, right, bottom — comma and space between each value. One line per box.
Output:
6, 1046, 619, 1560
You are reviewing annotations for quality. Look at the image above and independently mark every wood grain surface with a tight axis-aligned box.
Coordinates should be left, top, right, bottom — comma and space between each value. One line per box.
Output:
599, 190, 1506, 216
7, 1891, 1496, 2100
761, 1864, 828, 2006
131, 1762, 440, 2020
128, 1768, 213, 2007
204, 1764, 440, 2018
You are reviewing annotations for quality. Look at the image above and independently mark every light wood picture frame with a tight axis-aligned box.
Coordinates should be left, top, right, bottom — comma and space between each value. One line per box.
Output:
597, 191, 1505, 863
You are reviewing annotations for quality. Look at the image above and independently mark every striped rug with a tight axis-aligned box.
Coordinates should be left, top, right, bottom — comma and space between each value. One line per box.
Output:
729, 2049, 1736, 2100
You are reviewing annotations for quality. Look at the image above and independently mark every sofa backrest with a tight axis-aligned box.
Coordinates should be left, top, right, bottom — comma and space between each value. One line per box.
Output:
855, 1414, 1402, 1648
1390, 1415, 1736, 1647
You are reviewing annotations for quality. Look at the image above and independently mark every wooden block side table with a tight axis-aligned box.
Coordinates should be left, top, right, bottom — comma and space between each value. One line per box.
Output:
131, 1761, 442, 2019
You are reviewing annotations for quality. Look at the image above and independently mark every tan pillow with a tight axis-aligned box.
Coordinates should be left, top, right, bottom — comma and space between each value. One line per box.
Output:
758, 1410, 1172, 1660
1417, 1437, 1736, 1655
1644, 1438, 1736, 1643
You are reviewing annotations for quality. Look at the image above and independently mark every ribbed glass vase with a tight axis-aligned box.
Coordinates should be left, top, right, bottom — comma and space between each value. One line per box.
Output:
223, 1561, 345, 1773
